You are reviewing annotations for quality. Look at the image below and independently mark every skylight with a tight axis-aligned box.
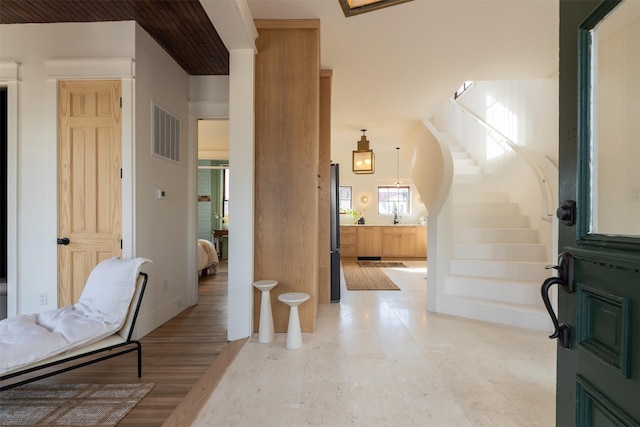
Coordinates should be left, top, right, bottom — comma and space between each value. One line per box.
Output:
339, 0, 413, 17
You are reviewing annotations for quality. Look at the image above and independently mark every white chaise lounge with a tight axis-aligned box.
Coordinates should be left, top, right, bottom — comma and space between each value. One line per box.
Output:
0, 257, 150, 391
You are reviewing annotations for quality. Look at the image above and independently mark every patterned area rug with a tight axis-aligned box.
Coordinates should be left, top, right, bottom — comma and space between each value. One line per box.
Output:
0, 383, 154, 426
358, 261, 406, 268
342, 261, 401, 291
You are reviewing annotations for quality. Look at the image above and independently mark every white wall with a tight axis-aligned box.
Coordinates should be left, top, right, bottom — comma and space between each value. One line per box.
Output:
0, 22, 135, 315
132, 25, 192, 336
457, 80, 558, 166
190, 76, 230, 102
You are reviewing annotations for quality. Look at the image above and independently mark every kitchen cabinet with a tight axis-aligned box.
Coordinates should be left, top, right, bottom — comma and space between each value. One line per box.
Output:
356, 226, 382, 258
340, 226, 357, 258
382, 226, 417, 258
341, 225, 427, 259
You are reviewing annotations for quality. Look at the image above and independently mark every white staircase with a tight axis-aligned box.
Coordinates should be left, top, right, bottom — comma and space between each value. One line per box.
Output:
440, 141, 551, 331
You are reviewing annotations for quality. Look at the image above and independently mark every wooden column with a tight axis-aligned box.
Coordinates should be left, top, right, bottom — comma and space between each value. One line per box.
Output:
253, 20, 320, 333
318, 70, 333, 304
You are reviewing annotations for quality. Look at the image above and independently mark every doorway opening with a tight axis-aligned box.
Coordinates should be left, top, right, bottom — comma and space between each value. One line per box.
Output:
197, 119, 230, 260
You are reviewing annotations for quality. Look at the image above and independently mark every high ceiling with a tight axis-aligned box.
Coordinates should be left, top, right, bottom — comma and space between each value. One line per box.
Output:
0, 0, 229, 75
247, 0, 559, 162
1, 0, 560, 164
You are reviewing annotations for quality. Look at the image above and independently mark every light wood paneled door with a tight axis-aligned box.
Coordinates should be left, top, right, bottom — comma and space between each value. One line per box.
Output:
58, 80, 122, 306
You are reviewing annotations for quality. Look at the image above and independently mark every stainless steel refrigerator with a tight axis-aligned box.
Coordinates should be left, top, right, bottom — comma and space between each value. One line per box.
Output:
330, 163, 340, 302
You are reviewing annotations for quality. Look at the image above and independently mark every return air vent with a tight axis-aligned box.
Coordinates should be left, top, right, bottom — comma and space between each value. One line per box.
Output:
152, 102, 180, 162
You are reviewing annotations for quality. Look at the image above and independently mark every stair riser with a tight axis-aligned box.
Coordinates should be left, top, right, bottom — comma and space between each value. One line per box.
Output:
455, 165, 483, 175
453, 158, 477, 167
438, 296, 553, 332
453, 192, 509, 203
454, 215, 529, 228
450, 260, 548, 282
453, 243, 547, 261
452, 175, 486, 183
455, 229, 539, 243
445, 277, 542, 305
453, 203, 519, 216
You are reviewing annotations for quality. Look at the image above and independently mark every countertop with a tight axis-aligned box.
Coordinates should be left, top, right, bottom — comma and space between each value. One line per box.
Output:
340, 223, 426, 227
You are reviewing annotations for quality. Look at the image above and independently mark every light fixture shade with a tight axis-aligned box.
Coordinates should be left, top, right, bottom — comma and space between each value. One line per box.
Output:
352, 130, 375, 174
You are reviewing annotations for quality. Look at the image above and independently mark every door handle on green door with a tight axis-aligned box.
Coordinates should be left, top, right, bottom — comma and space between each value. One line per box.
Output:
541, 277, 571, 349
541, 252, 575, 349
545, 251, 574, 292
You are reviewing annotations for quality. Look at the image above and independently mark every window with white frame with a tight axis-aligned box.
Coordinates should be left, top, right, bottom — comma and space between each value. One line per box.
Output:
339, 186, 352, 212
378, 186, 410, 215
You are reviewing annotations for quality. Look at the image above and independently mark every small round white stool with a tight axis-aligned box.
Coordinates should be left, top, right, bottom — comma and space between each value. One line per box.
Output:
277, 292, 310, 350
253, 280, 278, 343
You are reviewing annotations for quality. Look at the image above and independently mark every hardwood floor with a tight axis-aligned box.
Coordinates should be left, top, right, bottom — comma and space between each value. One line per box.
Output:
27, 262, 229, 426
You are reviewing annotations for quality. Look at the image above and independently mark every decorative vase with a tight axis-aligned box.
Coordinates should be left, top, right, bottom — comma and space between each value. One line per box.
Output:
222, 222, 228, 230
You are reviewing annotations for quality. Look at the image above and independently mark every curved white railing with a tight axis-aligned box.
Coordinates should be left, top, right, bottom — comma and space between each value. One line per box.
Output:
450, 98, 557, 222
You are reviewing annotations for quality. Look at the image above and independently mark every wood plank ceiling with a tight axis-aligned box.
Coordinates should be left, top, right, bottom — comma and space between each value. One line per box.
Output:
0, 0, 229, 75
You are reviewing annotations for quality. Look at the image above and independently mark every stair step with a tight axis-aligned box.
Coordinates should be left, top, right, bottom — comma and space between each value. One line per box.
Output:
454, 165, 483, 175
438, 294, 552, 332
453, 191, 509, 203
453, 158, 477, 167
453, 202, 519, 216
454, 214, 530, 228
451, 151, 472, 159
452, 181, 498, 192
453, 242, 547, 261
455, 228, 539, 243
450, 259, 548, 282
452, 174, 487, 183
445, 276, 543, 305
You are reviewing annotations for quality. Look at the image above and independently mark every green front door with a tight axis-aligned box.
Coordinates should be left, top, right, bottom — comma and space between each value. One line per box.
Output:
557, 0, 640, 425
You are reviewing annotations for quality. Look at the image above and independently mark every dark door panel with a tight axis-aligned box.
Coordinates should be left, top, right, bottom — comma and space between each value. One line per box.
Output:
557, 1, 640, 425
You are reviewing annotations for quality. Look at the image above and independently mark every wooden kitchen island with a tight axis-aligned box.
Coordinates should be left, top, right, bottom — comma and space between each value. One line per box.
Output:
340, 225, 427, 259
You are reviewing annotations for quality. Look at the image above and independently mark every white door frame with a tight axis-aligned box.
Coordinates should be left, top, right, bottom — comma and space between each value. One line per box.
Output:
0, 62, 19, 317
187, 102, 229, 309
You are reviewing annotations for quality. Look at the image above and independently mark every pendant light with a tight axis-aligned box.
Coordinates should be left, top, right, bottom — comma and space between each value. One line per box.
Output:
352, 129, 375, 174
395, 146, 401, 187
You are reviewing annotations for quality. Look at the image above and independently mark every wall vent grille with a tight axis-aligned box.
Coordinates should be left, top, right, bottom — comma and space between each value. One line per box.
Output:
152, 102, 180, 162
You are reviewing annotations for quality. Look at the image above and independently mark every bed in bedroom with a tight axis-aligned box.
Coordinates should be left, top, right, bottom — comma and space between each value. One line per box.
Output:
198, 239, 219, 276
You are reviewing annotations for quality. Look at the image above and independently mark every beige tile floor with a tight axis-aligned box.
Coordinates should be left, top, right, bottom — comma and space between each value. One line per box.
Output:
193, 260, 556, 426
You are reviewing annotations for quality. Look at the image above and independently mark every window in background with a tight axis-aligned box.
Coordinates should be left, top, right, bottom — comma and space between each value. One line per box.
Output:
378, 186, 410, 215
454, 81, 474, 99
339, 186, 352, 212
